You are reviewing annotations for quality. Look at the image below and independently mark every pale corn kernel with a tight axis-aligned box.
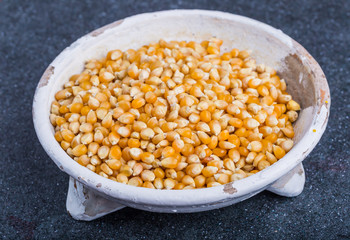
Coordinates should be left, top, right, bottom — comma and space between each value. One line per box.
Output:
207, 182, 221, 187
266, 151, 278, 164
128, 177, 143, 187
266, 115, 278, 127
101, 163, 113, 175
244, 118, 260, 129
99, 171, 109, 178
186, 163, 203, 177
164, 178, 176, 189
120, 165, 133, 177
93, 130, 104, 143
214, 173, 229, 184
230, 170, 247, 181
196, 122, 211, 132
248, 141, 263, 152
117, 173, 129, 184
277, 94, 292, 103
97, 146, 109, 159
140, 128, 155, 140
187, 154, 200, 164
161, 157, 178, 168
129, 148, 143, 160
132, 163, 143, 176
117, 127, 131, 138
245, 152, 257, 164
218, 141, 236, 149
69, 121, 80, 134
165, 169, 177, 179
90, 155, 101, 166
181, 175, 195, 187
153, 178, 164, 189
96, 107, 108, 120
118, 112, 135, 125
175, 162, 188, 172
253, 153, 267, 167
86, 164, 96, 172
280, 139, 294, 152
79, 122, 93, 133
141, 170, 156, 182
209, 120, 221, 136
287, 110, 298, 122
223, 159, 235, 171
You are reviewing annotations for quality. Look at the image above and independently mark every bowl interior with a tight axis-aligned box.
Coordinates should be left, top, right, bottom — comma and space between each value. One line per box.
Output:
48, 12, 316, 143
33, 10, 330, 207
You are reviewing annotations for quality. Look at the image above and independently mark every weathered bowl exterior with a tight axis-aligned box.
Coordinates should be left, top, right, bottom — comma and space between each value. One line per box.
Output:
33, 10, 330, 219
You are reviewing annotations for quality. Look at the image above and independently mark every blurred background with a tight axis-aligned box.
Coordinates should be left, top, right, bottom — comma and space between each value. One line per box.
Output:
0, 0, 349, 239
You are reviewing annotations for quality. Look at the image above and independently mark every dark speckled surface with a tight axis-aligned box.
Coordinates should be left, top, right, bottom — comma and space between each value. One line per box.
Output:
0, 0, 349, 239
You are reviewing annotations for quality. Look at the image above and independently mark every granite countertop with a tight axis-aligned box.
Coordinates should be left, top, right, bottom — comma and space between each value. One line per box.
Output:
0, 0, 349, 239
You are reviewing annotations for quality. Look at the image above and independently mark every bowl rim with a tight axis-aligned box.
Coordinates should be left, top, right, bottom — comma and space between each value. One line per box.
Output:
32, 9, 330, 207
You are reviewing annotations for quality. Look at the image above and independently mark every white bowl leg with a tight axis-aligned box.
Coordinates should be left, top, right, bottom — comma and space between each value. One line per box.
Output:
66, 177, 125, 221
267, 163, 305, 197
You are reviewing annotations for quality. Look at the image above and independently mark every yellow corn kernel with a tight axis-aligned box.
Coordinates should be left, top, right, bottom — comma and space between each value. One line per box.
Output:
218, 130, 229, 141
72, 144, 87, 157
208, 136, 218, 149
131, 98, 146, 109
105, 159, 121, 171
181, 144, 194, 156
140, 152, 154, 164
218, 141, 235, 149
154, 167, 165, 179
197, 131, 211, 145
281, 127, 294, 138
61, 129, 75, 142
202, 166, 218, 177
142, 181, 155, 189
273, 145, 286, 159
161, 157, 178, 169
162, 146, 176, 158
193, 175, 205, 188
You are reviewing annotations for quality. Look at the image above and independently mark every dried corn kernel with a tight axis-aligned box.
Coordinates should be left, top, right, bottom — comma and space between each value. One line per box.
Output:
51, 39, 300, 189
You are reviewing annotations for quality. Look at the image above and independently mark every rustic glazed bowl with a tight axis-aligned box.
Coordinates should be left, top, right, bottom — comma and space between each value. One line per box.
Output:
33, 10, 330, 221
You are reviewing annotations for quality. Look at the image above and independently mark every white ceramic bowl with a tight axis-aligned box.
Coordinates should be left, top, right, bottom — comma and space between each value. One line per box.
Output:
33, 10, 330, 221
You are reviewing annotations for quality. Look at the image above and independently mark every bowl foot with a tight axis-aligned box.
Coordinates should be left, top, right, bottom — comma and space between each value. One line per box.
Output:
267, 163, 305, 197
66, 177, 125, 221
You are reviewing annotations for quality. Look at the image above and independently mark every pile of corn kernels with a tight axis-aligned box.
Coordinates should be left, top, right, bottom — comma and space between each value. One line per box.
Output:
50, 38, 301, 189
